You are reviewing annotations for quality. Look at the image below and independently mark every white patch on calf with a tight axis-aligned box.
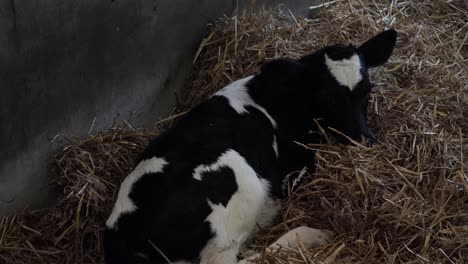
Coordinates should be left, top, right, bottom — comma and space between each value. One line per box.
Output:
325, 54, 362, 91
198, 149, 271, 264
272, 135, 279, 158
192, 164, 206, 181
106, 157, 168, 229
215, 76, 277, 128
256, 179, 280, 229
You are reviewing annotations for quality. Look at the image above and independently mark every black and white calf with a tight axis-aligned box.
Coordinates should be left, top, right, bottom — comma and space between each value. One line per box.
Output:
104, 30, 397, 264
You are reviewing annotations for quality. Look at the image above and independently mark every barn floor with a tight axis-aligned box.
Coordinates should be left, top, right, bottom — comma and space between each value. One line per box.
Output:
1, 0, 467, 263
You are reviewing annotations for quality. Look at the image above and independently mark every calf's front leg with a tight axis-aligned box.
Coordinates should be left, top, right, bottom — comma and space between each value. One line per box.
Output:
238, 226, 333, 264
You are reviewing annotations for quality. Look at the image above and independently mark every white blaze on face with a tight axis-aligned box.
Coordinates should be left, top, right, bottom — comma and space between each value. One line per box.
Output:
325, 54, 362, 91
106, 157, 168, 229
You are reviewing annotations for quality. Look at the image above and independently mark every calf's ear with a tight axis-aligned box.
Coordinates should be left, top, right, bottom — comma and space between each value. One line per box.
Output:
358, 29, 397, 68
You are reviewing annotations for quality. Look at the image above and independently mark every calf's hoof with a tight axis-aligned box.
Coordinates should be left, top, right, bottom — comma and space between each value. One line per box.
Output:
296, 227, 334, 248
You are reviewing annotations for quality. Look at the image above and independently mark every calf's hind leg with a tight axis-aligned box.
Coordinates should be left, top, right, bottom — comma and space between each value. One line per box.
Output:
238, 226, 333, 264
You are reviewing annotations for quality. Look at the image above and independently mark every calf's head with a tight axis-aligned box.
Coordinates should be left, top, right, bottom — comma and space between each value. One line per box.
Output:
290, 30, 397, 145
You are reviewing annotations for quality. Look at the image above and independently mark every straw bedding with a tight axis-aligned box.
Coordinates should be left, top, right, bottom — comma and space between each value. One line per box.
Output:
1, 0, 466, 263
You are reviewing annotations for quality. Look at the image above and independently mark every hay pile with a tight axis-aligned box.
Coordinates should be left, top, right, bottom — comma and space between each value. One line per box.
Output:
1, 0, 467, 263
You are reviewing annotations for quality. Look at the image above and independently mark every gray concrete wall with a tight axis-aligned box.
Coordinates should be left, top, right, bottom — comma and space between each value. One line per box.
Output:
0, 0, 315, 215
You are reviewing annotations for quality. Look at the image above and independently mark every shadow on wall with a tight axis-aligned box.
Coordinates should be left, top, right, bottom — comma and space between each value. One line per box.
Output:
0, 0, 317, 215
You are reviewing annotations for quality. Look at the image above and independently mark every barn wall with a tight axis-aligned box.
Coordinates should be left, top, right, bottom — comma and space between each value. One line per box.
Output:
0, 0, 315, 215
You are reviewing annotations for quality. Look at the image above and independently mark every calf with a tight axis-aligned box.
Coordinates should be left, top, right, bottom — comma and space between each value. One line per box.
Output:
104, 30, 397, 264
